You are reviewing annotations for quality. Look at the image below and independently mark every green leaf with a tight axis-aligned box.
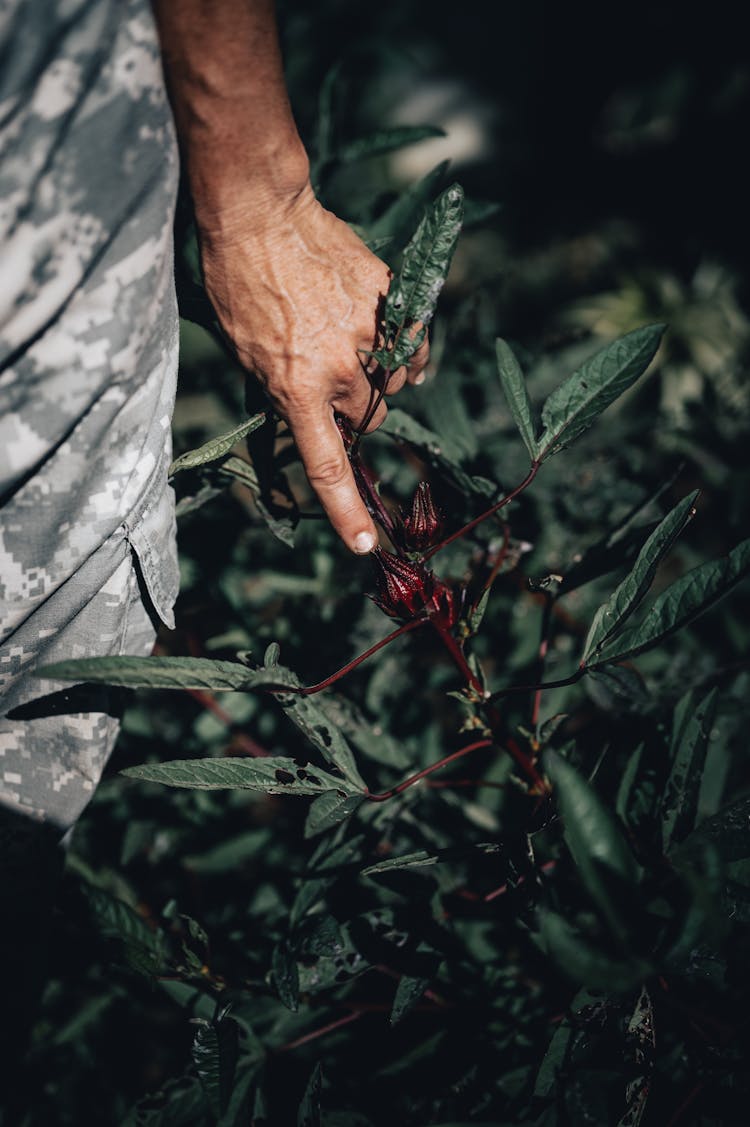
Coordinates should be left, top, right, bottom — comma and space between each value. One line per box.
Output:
676, 795, 750, 863
304, 791, 364, 837
537, 325, 665, 460
546, 750, 640, 935
495, 338, 538, 461
374, 184, 464, 371
273, 943, 300, 1012
367, 161, 449, 249
121, 756, 362, 796
615, 743, 645, 826
362, 850, 439, 876
533, 988, 599, 1098
169, 413, 266, 475
217, 454, 260, 492
192, 1008, 239, 1119
582, 491, 698, 663
38, 655, 259, 692
277, 686, 367, 790
297, 1062, 322, 1127
84, 885, 164, 976
362, 842, 500, 876
661, 688, 719, 852
537, 909, 650, 990
589, 537, 750, 667
314, 694, 411, 769
183, 829, 269, 873
339, 125, 445, 164
380, 409, 496, 498
390, 975, 430, 1026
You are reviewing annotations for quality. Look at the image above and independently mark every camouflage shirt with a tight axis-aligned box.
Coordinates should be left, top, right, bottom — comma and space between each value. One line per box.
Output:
0, 0, 181, 822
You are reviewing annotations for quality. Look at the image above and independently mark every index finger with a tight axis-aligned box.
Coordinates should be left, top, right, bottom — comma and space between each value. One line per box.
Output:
288, 401, 378, 555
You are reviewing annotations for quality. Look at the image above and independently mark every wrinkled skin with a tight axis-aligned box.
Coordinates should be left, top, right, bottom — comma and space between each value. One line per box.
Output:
199, 184, 430, 552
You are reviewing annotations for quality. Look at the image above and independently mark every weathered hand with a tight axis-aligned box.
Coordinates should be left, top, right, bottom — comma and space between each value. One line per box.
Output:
199, 184, 429, 553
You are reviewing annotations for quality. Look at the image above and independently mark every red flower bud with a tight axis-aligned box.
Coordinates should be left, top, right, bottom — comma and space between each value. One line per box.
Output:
399, 481, 444, 551
370, 548, 457, 625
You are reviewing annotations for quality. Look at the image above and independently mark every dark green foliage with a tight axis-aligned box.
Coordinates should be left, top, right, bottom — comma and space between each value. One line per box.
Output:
23, 33, 750, 1127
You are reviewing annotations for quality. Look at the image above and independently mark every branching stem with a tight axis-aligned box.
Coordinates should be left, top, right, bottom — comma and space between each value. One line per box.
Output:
366, 738, 494, 801
423, 462, 539, 561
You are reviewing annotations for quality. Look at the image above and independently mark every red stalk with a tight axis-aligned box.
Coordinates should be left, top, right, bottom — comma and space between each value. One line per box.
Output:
367, 738, 494, 801
423, 462, 539, 561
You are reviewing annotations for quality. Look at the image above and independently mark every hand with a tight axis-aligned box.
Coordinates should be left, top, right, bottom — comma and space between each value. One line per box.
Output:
198, 184, 430, 553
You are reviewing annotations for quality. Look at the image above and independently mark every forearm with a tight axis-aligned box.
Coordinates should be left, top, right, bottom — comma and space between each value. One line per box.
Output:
152, 0, 310, 229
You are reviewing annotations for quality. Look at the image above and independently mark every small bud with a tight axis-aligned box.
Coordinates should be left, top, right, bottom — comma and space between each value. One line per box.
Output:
370, 548, 457, 625
400, 481, 444, 551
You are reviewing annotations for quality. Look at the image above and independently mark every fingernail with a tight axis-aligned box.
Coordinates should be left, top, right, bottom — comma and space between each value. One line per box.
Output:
413, 372, 426, 385
353, 530, 377, 554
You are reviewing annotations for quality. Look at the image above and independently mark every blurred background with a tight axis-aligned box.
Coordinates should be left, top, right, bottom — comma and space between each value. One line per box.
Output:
278, 0, 750, 428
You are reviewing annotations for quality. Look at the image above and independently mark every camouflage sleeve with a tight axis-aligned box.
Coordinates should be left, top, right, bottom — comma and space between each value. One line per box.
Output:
0, 0, 182, 827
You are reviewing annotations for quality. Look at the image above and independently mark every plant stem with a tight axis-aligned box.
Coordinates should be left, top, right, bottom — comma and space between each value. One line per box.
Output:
423, 462, 539, 561
431, 619, 486, 697
299, 618, 427, 695
531, 593, 555, 728
366, 738, 494, 801
277, 1009, 363, 1053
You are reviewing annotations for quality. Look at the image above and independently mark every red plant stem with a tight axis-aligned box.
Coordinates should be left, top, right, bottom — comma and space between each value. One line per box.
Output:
366, 738, 494, 802
423, 462, 540, 561
665, 1082, 706, 1127
351, 447, 398, 541
431, 618, 486, 697
352, 366, 393, 452
299, 618, 428, 695
531, 593, 555, 728
277, 1009, 363, 1052
186, 688, 269, 758
479, 522, 511, 597
484, 858, 557, 902
503, 734, 547, 792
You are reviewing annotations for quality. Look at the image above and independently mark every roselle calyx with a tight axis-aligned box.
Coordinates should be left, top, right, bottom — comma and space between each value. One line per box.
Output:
399, 481, 444, 552
371, 548, 457, 625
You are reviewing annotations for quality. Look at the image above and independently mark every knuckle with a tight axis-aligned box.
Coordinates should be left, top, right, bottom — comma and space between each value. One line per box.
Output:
307, 456, 350, 489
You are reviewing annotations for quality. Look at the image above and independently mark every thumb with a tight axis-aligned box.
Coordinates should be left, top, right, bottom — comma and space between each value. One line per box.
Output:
289, 402, 377, 554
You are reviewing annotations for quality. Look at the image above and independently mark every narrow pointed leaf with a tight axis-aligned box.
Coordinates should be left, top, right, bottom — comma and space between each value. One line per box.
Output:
121, 756, 361, 796
39, 655, 262, 692
279, 694, 366, 790
390, 975, 431, 1026
537, 324, 665, 460
217, 454, 260, 492
661, 688, 719, 852
381, 409, 496, 498
169, 412, 266, 475
537, 908, 650, 990
589, 538, 750, 667
297, 1062, 322, 1127
268, 663, 367, 789
304, 791, 364, 837
676, 795, 750, 863
546, 750, 639, 935
582, 491, 698, 663
273, 943, 300, 1013
368, 161, 449, 247
374, 184, 464, 372
192, 1010, 239, 1118
495, 338, 538, 460
616, 743, 645, 825
339, 125, 445, 164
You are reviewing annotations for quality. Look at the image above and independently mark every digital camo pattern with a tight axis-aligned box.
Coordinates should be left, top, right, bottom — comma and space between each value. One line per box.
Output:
0, 0, 181, 827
